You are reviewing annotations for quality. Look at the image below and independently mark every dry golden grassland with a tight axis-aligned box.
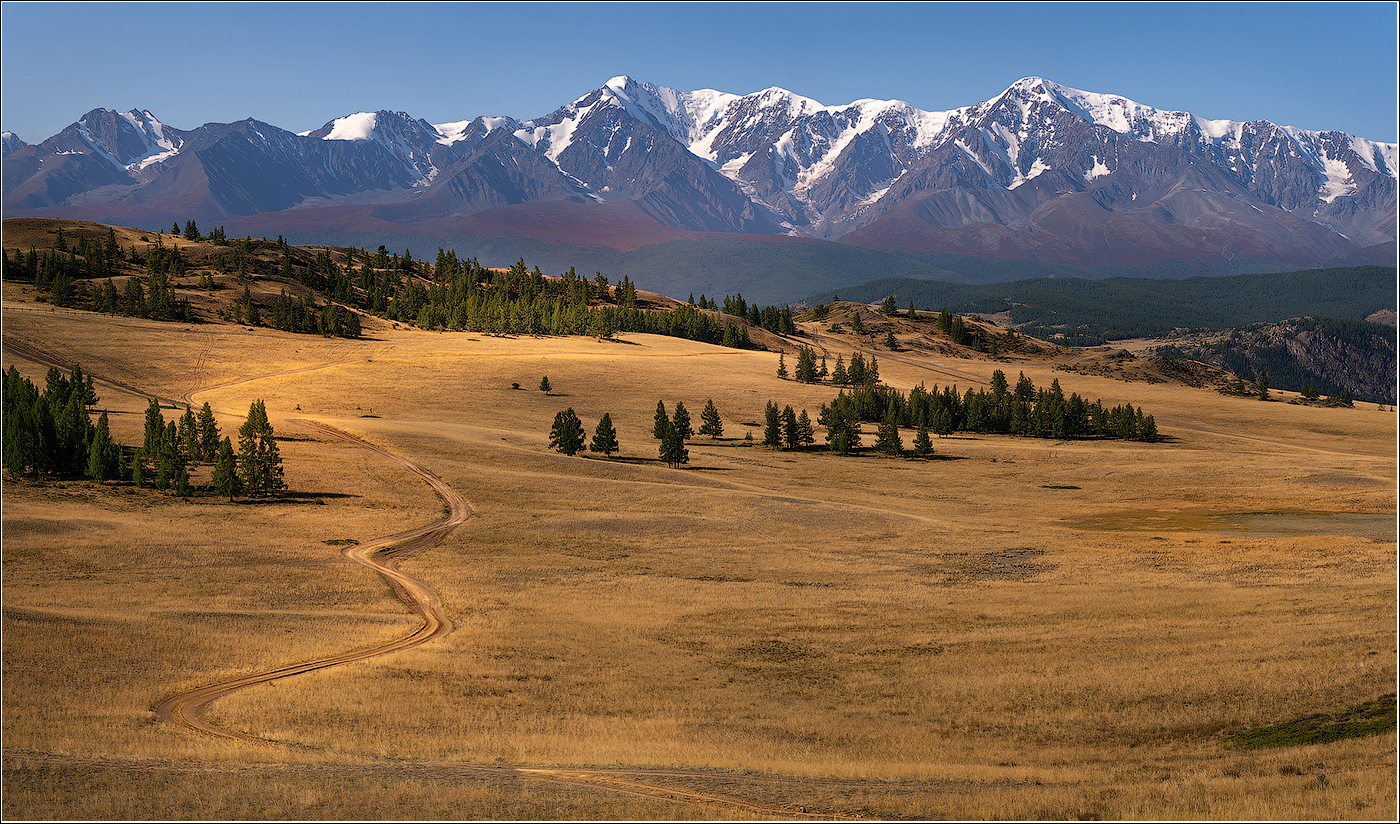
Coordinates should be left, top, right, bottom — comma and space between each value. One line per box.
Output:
3, 294, 1396, 820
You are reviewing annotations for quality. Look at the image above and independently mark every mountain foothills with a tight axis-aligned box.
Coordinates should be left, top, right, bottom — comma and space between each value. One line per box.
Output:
4, 76, 1396, 303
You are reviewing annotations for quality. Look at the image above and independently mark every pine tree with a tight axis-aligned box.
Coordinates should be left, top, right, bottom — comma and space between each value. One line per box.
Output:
589, 412, 620, 457
881, 295, 898, 315
196, 402, 220, 461
549, 408, 586, 456
698, 399, 723, 439
658, 420, 689, 468
777, 352, 788, 379
178, 405, 199, 459
130, 449, 145, 487
85, 411, 121, 481
762, 400, 782, 449
143, 398, 165, 456
540, 375, 552, 393
875, 405, 903, 456
913, 421, 933, 456
796, 409, 815, 447
672, 401, 693, 441
781, 405, 800, 450
211, 436, 240, 501
238, 399, 285, 496
653, 400, 669, 439
795, 346, 817, 383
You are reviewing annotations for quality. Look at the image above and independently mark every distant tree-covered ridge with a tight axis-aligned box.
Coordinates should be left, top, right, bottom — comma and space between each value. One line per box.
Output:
3, 222, 804, 350
797, 266, 1396, 344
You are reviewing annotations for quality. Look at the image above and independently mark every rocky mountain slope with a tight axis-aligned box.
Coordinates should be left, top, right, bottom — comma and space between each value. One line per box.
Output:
1148, 317, 1397, 404
5, 77, 1395, 281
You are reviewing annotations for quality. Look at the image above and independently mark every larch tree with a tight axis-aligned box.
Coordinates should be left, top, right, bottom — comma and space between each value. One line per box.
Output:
672, 401, 693, 441
212, 436, 240, 501
237, 399, 285, 496
698, 399, 723, 439
652, 400, 669, 439
549, 408, 586, 456
590, 412, 620, 457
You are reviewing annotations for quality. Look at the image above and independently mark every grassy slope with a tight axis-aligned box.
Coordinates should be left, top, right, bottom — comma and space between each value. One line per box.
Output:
2, 293, 1395, 820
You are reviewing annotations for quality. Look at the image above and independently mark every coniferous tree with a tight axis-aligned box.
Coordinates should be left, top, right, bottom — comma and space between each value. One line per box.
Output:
238, 399, 284, 496
672, 401, 693, 441
820, 395, 861, 455
590, 412, 620, 457
143, 398, 165, 457
658, 420, 689, 468
178, 405, 199, 459
913, 420, 933, 455
777, 352, 788, 379
212, 436, 240, 500
832, 355, 848, 386
549, 408, 586, 456
781, 405, 800, 450
653, 400, 669, 439
796, 409, 816, 448
762, 400, 782, 449
540, 375, 552, 393
196, 402, 220, 461
875, 405, 903, 456
85, 411, 118, 480
130, 449, 145, 487
698, 399, 723, 439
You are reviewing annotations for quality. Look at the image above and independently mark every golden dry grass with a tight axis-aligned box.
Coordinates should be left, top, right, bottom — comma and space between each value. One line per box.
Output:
3, 289, 1395, 820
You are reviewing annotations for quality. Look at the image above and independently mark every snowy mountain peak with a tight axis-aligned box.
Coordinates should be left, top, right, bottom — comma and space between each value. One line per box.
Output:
322, 111, 380, 141
70, 107, 184, 172
2, 130, 27, 158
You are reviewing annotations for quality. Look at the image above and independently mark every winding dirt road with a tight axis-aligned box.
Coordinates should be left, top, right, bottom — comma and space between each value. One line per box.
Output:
153, 419, 471, 744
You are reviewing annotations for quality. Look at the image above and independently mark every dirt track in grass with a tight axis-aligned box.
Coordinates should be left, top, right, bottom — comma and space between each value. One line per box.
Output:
153, 418, 470, 744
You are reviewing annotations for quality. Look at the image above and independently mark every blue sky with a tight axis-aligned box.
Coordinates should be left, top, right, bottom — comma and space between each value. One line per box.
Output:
2, 1, 1396, 143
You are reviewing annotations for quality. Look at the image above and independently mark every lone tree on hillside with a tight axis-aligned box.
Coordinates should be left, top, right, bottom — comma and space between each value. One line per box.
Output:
590, 412, 620, 457
540, 375, 552, 394
549, 408, 586, 456
237, 399, 285, 497
698, 399, 723, 439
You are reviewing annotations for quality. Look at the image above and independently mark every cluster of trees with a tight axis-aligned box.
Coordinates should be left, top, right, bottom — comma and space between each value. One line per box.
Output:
3, 364, 112, 480
762, 400, 817, 451
805, 369, 1159, 444
548, 408, 620, 460
363, 256, 765, 349
2, 364, 285, 500
779, 346, 884, 387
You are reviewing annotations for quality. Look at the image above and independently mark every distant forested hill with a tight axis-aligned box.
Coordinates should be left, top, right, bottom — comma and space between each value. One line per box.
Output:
796, 266, 1397, 344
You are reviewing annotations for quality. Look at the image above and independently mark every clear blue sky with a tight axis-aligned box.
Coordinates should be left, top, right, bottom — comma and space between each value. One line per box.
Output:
2, 1, 1396, 144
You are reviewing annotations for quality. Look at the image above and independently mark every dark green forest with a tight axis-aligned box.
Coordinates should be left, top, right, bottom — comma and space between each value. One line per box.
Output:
798, 266, 1396, 344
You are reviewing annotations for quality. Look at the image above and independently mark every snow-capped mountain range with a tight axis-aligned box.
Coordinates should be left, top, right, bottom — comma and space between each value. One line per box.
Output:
4, 76, 1395, 277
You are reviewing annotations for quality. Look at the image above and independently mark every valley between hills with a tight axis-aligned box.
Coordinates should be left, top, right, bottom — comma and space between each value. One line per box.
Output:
1, 218, 1396, 820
